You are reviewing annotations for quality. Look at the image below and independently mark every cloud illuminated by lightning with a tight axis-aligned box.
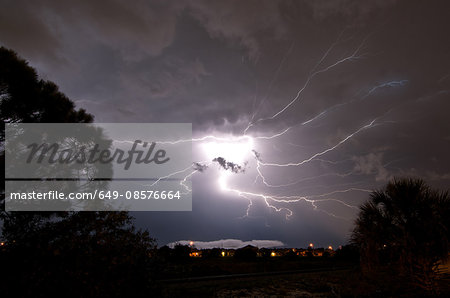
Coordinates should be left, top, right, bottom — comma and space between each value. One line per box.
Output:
113, 33, 406, 222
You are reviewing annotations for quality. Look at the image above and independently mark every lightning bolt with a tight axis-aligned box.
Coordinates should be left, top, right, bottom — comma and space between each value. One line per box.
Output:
111, 33, 404, 223
259, 119, 377, 167
244, 34, 369, 132
362, 80, 409, 99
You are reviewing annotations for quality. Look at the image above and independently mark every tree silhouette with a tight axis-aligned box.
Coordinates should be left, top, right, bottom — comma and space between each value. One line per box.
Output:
0, 47, 157, 296
351, 178, 450, 291
0, 47, 92, 125
0, 46, 98, 243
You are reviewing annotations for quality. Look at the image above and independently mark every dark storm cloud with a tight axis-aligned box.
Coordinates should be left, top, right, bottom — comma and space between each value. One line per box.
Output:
120, 57, 210, 99
0, 1, 62, 63
213, 157, 246, 173
193, 162, 208, 172
307, 0, 399, 20
2, 0, 449, 247
1, 0, 290, 126
186, 0, 288, 62
0, 0, 180, 62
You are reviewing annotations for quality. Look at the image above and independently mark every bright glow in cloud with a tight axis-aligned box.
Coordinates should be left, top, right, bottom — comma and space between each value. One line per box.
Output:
202, 136, 254, 164
200, 135, 254, 193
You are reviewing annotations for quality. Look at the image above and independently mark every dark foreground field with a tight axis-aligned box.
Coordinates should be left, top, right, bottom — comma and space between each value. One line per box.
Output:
155, 258, 450, 297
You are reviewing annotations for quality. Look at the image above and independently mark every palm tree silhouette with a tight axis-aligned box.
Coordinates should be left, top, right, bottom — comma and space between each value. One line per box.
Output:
352, 178, 450, 291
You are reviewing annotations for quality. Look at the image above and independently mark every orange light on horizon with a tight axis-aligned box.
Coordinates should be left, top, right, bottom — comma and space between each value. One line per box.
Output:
189, 241, 194, 246
328, 246, 333, 250
309, 243, 314, 248
0, 242, 4, 246
221, 251, 225, 257
271, 252, 276, 257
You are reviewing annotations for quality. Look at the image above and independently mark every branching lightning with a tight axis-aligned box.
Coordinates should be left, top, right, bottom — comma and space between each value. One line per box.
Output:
259, 119, 377, 167
243, 34, 369, 132
115, 33, 408, 222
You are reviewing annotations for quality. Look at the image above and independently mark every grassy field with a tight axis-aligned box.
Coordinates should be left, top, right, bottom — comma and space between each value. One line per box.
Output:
155, 258, 450, 297
157, 256, 353, 279
161, 269, 352, 297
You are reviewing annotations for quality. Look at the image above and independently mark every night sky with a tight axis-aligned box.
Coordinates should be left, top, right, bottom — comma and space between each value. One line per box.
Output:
1, 0, 449, 248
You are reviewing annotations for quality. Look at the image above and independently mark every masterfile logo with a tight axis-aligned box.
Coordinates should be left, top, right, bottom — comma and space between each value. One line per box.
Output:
26, 140, 170, 170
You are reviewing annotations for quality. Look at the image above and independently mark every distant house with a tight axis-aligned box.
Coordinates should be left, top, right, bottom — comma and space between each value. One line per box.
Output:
234, 245, 258, 259
314, 248, 324, 257
221, 249, 235, 257
189, 249, 202, 257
